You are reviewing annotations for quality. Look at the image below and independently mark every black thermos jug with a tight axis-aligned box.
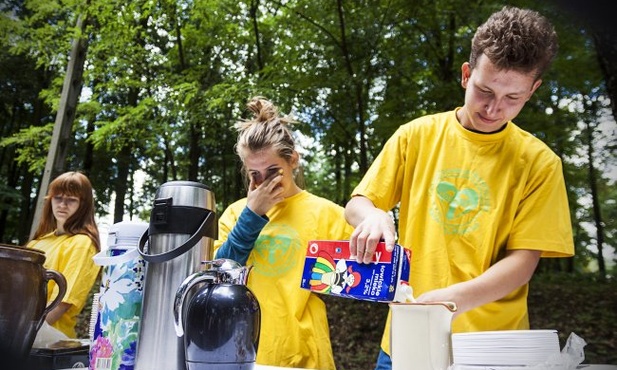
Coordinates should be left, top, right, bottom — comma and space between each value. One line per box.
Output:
174, 258, 261, 370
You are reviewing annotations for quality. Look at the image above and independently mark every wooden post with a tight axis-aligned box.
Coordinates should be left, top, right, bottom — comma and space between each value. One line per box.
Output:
29, 15, 89, 239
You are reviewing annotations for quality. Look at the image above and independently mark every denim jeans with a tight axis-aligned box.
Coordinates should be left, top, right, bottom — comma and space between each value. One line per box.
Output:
375, 348, 392, 370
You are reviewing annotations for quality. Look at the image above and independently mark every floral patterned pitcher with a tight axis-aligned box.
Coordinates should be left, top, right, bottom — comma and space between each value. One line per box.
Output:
89, 221, 148, 370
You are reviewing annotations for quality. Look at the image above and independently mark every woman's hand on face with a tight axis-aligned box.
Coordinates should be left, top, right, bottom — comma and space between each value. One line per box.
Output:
246, 172, 284, 216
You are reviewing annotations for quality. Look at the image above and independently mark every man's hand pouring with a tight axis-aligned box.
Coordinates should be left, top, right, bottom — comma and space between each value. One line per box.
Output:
345, 196, 396, 264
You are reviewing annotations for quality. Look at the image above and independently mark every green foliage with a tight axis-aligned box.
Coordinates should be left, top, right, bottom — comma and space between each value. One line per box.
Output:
0, 124, 52, 173
0, 0, 615, 273
0, 183, 23, 212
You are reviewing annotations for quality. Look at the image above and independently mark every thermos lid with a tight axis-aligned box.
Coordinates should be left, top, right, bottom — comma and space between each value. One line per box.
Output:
201, 258, 242, 272
159, 181, 210, 190
107, 221, 149, 249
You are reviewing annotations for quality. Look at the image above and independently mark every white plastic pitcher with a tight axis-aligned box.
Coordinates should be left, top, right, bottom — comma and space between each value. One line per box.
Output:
389, 301, 457, 370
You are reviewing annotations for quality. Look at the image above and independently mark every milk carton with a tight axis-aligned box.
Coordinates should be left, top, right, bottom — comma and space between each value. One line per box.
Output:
300, 240, 411, 302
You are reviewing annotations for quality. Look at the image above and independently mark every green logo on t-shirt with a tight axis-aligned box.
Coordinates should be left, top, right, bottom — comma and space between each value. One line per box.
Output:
251, 223, 301, 277
429, 169, 490, 235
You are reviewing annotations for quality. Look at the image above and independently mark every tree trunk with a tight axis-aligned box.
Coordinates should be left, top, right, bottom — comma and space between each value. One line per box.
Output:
113, 145, 132, 223
83, 117, 95, 177
585, 121, 607, 280
29, 15, 89, 238
549, 0, 617, 121
594, 32, 617, 122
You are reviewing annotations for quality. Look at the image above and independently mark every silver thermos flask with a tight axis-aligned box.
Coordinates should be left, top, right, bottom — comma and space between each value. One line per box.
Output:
135, 181, 217, 370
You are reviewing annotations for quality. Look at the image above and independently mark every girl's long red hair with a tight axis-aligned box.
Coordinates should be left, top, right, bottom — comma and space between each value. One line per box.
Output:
31, 171, 101, 252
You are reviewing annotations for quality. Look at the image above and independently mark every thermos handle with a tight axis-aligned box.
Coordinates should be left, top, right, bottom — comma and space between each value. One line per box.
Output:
92, 247, 140, 266
38, 269, 67, 331
138, 210, 216, 264
173, 271, 217, 337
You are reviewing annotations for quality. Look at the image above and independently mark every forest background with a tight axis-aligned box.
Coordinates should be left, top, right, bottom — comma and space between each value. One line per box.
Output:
1, 0, 616, 368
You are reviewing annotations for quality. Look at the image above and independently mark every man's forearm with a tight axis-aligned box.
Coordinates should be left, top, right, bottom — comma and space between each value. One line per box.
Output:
344, 195, 375, 226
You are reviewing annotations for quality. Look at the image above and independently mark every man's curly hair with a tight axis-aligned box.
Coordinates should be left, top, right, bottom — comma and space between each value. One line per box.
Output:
470, 6, 558, 80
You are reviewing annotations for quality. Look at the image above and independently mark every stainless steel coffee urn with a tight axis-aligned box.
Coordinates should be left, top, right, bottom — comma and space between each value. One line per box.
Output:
135, 181, 217, 370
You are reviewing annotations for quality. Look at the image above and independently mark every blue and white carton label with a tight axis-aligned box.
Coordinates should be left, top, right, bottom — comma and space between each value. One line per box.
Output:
300, 240, 411, 302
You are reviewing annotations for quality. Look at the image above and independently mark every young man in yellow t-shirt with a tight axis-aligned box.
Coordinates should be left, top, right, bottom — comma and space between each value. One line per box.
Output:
344, 6, 575, 370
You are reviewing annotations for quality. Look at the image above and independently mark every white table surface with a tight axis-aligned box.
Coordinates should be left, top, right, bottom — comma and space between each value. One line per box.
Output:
59, 366, 308, 370
60, 365, 616, 370
451, 366, 617, 370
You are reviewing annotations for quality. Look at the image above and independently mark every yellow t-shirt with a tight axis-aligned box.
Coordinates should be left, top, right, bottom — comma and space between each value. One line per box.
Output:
27, 232, 100, 338
214, 190, 353, 369
351, 109, 574, 354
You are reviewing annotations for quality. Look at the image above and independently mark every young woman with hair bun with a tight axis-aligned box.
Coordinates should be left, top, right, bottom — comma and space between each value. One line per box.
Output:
214, 96, 352, 370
